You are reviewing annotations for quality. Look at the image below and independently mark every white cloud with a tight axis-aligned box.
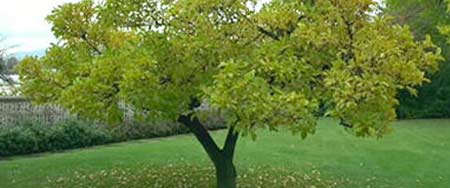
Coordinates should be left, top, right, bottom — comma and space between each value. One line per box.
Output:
0, 0, 80, 53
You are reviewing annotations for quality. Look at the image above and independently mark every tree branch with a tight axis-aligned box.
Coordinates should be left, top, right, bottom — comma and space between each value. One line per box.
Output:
0, 74, 15, 86
222, 126, 239, 159
256, 26, 281, 40
80, 32, 102, 55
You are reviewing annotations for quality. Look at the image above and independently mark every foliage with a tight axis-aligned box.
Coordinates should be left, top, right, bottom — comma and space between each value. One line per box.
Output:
385, 0, 450, 118
441, 0, 450, 42
18, 0, 441, 138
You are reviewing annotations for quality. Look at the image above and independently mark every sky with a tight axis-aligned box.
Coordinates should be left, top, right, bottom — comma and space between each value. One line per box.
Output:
0, 0, 80, 53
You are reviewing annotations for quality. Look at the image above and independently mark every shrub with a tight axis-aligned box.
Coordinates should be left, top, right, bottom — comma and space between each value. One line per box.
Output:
46, 121, 114, 150
0, 127, 37, 156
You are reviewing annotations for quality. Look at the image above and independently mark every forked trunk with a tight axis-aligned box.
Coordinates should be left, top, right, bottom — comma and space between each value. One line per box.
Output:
178, 109, 239, 188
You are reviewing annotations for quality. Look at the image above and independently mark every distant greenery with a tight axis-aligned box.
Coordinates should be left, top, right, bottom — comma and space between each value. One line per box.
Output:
385, 0, 450, 118
1, 119, 449, 188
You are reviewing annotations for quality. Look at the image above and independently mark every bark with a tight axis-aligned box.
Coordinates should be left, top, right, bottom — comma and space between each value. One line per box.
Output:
215, 157, 237, 188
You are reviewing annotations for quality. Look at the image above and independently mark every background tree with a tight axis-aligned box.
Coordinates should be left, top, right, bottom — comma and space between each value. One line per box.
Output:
385, 0, 450, 118
18, 0, 442, 187
5, 57, 19, 74
0, 37, 15, 87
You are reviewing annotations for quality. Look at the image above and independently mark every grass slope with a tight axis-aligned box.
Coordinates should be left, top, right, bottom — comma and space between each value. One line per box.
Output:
0, 119, 449, 188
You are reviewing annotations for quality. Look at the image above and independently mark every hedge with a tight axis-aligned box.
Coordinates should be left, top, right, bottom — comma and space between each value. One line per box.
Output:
0, 117, 225, 157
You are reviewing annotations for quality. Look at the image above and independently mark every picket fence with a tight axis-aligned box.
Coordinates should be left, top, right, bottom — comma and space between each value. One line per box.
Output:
0, 97, 72, 126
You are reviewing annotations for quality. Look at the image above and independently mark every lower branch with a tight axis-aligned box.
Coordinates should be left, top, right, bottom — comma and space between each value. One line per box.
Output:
178, 113, 222, 162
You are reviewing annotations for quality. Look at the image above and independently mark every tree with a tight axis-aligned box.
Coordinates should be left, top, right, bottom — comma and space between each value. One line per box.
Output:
5, 57, 19, 74
18, 0, 442, 187
0, 37, 15, 87
385, 0, 450, 118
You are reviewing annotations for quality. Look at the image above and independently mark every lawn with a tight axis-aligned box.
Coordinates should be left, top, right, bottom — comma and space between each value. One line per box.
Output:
0, 119, 449, 188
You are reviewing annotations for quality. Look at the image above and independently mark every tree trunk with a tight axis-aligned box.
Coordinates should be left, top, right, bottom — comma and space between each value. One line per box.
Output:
178, 105, 239, 188
215, 157, 237, 188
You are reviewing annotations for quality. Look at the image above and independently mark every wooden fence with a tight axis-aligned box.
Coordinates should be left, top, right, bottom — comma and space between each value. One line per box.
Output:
0, 97, 73, 127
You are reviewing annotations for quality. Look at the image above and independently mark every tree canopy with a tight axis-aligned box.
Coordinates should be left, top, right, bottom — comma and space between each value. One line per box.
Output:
18, 1, 442, 187
19, 0, 441, 137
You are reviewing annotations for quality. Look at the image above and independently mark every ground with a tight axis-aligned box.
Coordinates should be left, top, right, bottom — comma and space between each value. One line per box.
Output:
0, 119, 449, 188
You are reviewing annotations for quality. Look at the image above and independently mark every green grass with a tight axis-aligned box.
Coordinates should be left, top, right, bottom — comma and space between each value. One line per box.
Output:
1, 119, 449, 188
